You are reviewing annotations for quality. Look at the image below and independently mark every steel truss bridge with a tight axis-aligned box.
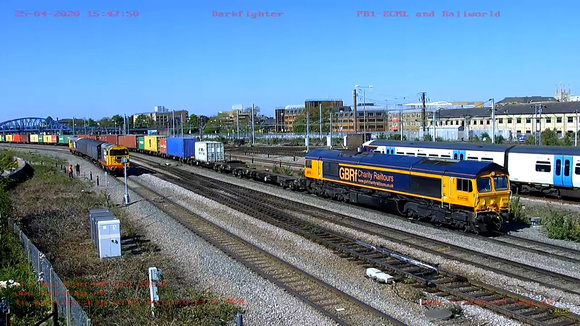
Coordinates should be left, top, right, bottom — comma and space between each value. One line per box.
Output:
0, 117, 71, 133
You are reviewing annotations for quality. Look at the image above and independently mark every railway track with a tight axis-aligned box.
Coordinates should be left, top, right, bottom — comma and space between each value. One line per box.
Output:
122, 170, 402, 325
132, 155, 580, 326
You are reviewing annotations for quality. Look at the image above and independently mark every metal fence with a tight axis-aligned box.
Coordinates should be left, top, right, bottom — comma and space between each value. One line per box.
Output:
13, 224, 92, 326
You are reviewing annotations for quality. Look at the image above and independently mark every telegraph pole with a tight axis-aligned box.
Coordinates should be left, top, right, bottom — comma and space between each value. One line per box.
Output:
236, 110, 240, 140
251, 103, 255, 145
329, 112, 333, 149
491, 98, 495, 144
574, 110, 578, 146
319, 103, 323, 140
421, 92, 426, 135
353, 89, 358, 132
306, 111, 310, 152
538, 105, 542, 145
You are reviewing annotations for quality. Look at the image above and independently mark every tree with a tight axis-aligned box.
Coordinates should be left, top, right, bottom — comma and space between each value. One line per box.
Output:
99, 117, 112, 127
87, 118, 97, 127
134, 114, 153, 128
541, 129, 559, 146
46, 116, 53, 121
188, 114, 199, 133
111, 115, 124, 127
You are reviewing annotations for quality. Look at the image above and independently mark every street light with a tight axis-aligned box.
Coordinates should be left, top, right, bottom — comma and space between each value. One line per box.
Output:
355, 85, 373, 140
122, 157, 130, 206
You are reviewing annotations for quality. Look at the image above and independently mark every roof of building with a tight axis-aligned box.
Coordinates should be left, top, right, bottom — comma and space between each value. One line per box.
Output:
497, 96, 557, 105
435, 101, 580, 119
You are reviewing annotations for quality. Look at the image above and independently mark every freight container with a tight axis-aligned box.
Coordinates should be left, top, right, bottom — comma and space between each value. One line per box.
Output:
144, 135, 162, 152
159, 137, 168, 154
167, 137, 196, 159
14, 135, 21, 143
43, 135, 57, 144
100, 135, 119, 144
118, 135, 138, 150
138, 137, 145, 150
20, 134, 30, 143
37, 134, 44, 143
194, 141, 225, 162
5, 135, 13, 142
0, 135, 4, 142
30, 134, 39, 143
59, 135, 72, 145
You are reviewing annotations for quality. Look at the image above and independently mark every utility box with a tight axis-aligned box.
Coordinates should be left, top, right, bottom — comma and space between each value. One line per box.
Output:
89, 209, 121, 259
194, 141, 225, 162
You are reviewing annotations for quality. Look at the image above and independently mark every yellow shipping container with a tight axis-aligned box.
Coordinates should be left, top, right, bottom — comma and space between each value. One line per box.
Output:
6, 135, 13, 142
43, 135, 52, 143
144, 135, 162, 152
30, 135, 39, 143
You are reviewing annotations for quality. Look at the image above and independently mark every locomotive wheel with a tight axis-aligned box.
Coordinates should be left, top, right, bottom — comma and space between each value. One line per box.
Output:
491, 216, 503, 231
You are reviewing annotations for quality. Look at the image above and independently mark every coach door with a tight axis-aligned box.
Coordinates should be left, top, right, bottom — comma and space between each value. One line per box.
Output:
452, 150, 466, 160
554, 156, 574, 187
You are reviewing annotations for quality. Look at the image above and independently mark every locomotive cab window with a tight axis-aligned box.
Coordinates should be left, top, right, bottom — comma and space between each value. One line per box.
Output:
535, 161, 551, 173
477, 177, 492, 193
306, 160, 312, 168
323, 162, 339, 177
493, 176, 509, 190
110, 149, 129, 156
457, 178, 473, 192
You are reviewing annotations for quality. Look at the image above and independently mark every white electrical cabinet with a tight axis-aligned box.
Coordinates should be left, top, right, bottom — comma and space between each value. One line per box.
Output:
89, 209, 121, 259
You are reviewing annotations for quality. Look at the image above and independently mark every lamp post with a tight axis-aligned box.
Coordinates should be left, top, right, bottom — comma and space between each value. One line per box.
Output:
355, 85, 373, 140
122, 158, 130, 206
488, 98, 495, 143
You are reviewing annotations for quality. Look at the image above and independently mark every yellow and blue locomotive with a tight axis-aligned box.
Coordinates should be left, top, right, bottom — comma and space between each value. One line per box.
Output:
305, 149, 512, 233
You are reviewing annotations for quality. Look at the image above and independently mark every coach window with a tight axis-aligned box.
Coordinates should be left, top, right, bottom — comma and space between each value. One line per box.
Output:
457, 178, 473, 192
555, 159, 561, 176
575, 163, 580, 175
493, 176, 509, 190
564, 160, 571, 176
477, 177, 492, 193
535, 161, 551, 172
306, 160, 312, 168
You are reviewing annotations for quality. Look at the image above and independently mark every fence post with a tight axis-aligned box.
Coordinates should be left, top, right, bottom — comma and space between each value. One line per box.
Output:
52, 301, 58, 326
96, 176, 99, 186
27, 238, 30, 262
87, 318, 92, 326
49, 268, 54, 302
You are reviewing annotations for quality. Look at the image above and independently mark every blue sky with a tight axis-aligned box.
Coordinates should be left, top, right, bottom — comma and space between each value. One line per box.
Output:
1, 0, 578, 121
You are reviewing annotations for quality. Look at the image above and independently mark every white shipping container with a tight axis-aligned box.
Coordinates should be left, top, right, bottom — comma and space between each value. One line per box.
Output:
194, 141, 225, 162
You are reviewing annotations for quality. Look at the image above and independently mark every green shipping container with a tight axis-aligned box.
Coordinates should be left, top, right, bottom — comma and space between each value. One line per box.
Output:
59, 135, 72, 144
0, 135, 4, 142
138, 137, 145, 150
37, 134, 44, 143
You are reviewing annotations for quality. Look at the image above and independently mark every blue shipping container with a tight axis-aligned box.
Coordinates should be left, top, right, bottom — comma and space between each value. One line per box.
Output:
167, 137, 196, 159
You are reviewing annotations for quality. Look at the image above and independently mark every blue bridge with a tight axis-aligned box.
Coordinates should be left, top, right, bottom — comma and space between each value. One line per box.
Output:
0, 117, 71, 133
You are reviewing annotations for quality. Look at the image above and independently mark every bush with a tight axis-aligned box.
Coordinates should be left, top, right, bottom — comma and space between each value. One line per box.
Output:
543, 209, 580, 241
0, 150, 18, 171
510, 196, 528, 224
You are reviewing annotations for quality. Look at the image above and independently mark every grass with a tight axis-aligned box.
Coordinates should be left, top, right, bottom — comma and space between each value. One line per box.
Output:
6, 150, 241, 325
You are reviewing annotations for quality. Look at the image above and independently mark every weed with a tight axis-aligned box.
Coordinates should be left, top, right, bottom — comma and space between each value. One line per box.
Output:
510, 196, 528, 224
542, 209, 580, 241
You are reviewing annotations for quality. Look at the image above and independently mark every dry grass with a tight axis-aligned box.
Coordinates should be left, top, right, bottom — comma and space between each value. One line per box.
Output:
9, 153, 240, 325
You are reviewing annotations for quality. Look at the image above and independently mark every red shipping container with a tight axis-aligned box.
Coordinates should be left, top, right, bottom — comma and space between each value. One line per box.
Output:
14, 135, 21, 143
100, 135, 119, 144
51, 135, 57, 143
118, 135, 138, 150
21, 134, 30, 143
159, 138, 167, 154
